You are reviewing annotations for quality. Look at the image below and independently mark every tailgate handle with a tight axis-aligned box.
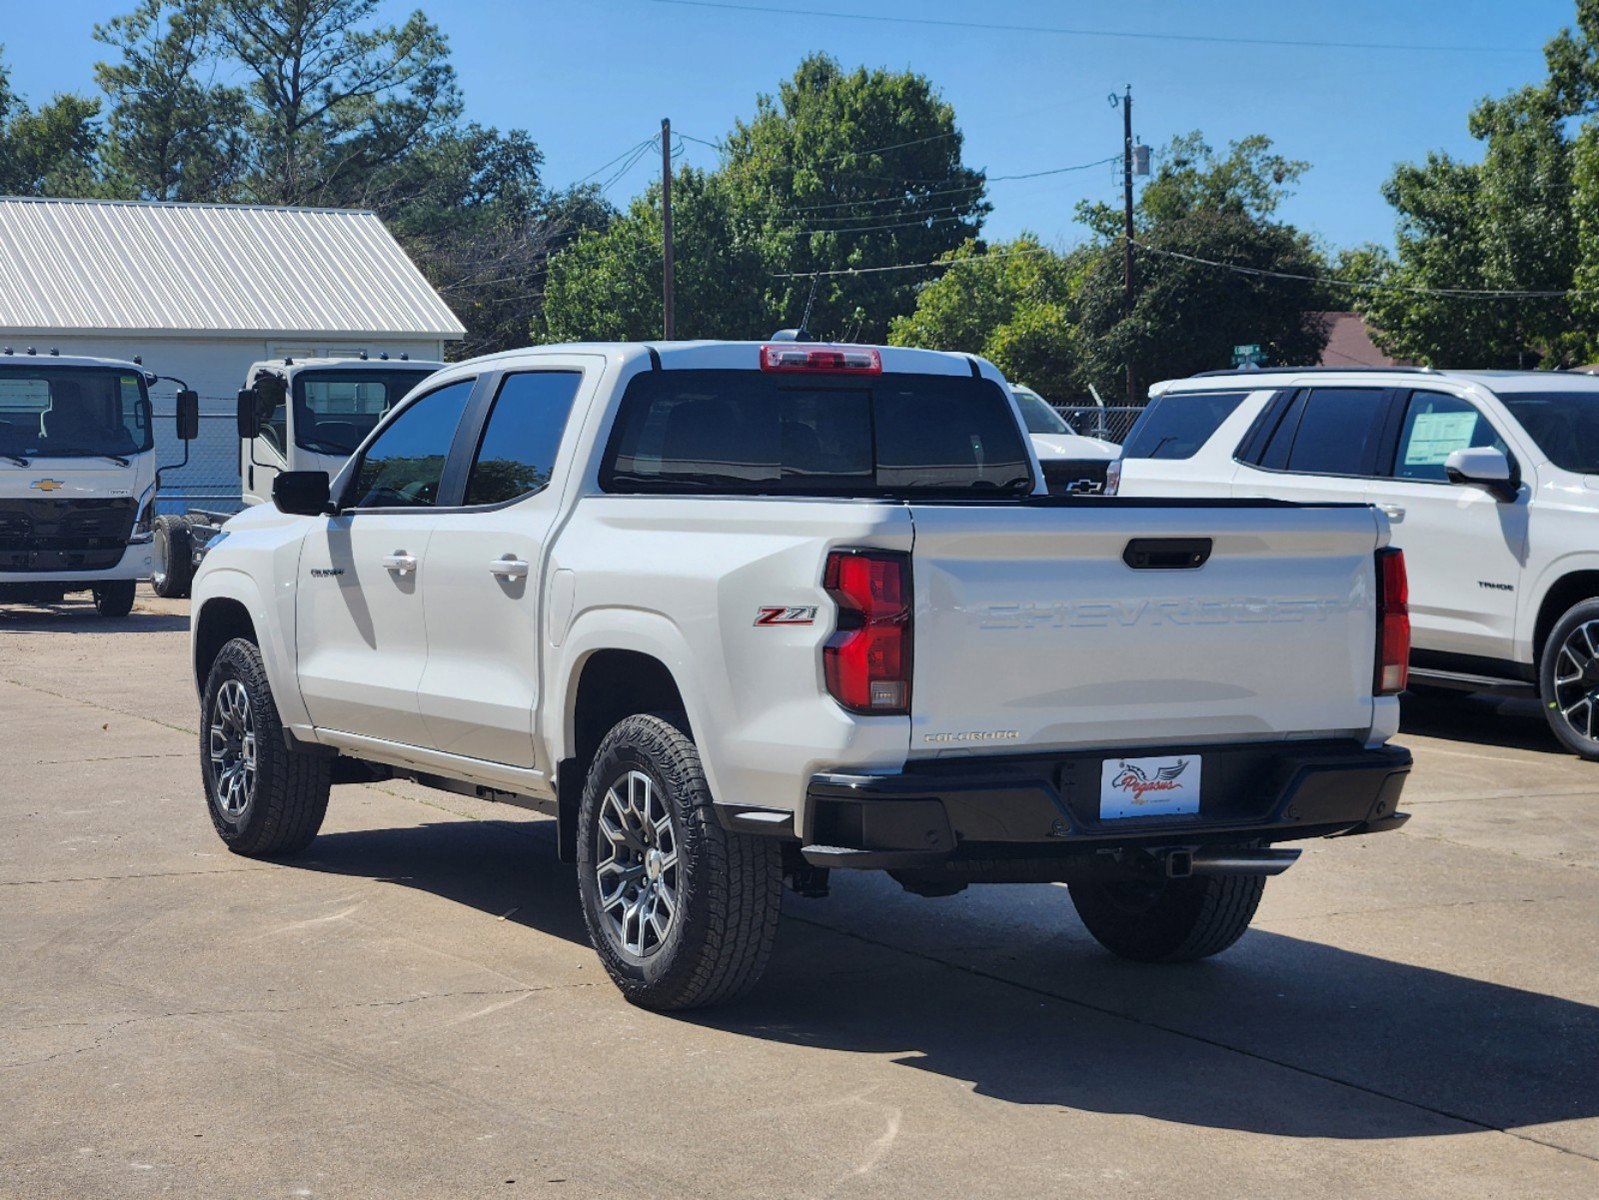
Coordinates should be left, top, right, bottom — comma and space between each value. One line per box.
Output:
1123, 538, 1212, 570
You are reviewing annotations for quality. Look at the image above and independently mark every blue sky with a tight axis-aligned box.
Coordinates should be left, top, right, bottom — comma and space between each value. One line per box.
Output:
0, 0, 1576, 252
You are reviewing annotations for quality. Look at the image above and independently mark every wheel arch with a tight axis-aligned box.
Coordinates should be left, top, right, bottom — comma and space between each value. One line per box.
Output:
1532, 568, 1599, 667
193, 596, 257, 693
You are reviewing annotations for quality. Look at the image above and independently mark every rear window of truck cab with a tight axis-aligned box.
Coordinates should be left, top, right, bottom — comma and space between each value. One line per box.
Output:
600, 369, 1034, 496
1121, 390, 1249, 460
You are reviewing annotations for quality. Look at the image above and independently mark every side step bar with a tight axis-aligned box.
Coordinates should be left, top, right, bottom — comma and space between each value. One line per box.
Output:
1407, 667, 1535, 698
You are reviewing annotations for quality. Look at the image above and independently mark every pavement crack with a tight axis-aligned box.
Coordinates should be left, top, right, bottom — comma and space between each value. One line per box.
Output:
783, 911, 1599, 1166
0, 983, 601, 1071
1, 866, 274, 886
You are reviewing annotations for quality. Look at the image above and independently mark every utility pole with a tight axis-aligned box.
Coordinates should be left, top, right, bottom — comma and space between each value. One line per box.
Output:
1121, 84, 1136, 407
661, 117, 676, 340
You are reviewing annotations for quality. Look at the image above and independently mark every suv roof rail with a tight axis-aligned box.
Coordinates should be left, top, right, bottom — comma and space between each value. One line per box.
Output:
1188, 365, 1435, 378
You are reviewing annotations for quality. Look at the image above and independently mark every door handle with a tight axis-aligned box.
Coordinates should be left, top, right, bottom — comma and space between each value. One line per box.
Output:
489, 556, 530, 579
382, 552, 418, 576
1379, 504, 1405, 522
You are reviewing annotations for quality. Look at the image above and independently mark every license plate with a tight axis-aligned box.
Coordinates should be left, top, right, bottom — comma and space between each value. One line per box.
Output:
1100, 754, 1202, 819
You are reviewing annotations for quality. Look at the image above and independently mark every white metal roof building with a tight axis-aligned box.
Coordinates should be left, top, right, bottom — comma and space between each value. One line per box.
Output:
0, 196, 465, 508
0, 197, 464, 402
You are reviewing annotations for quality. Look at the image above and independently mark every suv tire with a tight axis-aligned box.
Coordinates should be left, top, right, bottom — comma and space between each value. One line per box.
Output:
151, 516, 194, 599
201, 637, 330, 856
1069, 871, 1264, 962
576, 713, 783, 1010
91, 580, 136, 618
1539, 597, 1599, 760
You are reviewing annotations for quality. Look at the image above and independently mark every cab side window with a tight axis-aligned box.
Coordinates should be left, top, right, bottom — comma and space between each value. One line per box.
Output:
1392, 391, 1506, 482
349, 379, 475, 509
464, 371, 583, 506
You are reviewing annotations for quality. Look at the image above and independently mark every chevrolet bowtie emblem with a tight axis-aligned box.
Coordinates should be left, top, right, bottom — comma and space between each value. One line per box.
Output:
30, 479, 65, 492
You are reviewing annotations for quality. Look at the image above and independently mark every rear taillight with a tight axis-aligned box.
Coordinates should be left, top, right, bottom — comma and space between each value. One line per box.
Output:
823, 549, 911, 715
1375, 547, 1410, 695
1103, 459, 1121, 496
760, 344, 882, 374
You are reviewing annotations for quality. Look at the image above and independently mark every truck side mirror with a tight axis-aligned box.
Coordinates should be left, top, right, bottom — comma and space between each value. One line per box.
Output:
175, 390, 200, 441
1444, 447, 1519, 502
236, 387, 262, 439
272, 471, 330, 517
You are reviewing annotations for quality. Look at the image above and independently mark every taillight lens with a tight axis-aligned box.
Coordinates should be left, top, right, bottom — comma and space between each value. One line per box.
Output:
1104, 459, 1121, 496
760, 344, 882, 374
823, 549, 911, 714
1375, 547, 1410, 695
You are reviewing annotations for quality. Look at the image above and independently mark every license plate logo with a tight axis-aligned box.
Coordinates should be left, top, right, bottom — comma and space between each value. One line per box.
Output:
1100, 755, 1201, 819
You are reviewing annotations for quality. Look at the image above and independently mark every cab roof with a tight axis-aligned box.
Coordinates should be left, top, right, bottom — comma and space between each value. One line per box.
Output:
1157, 366, 1599, 398
0, 349, 150, 375
248, 356, 446, 375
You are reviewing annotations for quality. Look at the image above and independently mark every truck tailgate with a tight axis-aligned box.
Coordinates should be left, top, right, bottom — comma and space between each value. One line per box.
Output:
907, 501, 1382, 754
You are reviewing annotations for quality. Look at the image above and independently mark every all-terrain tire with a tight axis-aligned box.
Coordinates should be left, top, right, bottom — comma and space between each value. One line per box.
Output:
200, 637, 330, 856
151, 516, 194, 599
1539, 597, 1599, 761
1069, 871, 1265, 962
576, 713, 783, 1010
91, 580, 136, 618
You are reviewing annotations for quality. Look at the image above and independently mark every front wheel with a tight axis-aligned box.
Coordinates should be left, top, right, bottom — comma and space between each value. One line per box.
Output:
151, 516, 194, 599
91, 580, 136, 618
1069, 871, 1264, 962
201, 637, 330, 856
1540, 598, 1599, 761
576, 713, 783, 1010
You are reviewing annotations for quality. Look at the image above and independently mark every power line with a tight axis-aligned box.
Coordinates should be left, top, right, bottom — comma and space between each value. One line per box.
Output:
1133, 241, 1595, 299
647, 0, 1537, 54
771, 245, 1054, 279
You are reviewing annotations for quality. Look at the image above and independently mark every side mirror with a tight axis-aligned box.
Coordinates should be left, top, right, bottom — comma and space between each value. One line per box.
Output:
272, 471, 330, 517
175, 389, 200, 441
1444, 447, 1519, 502
236, 387, 262, 439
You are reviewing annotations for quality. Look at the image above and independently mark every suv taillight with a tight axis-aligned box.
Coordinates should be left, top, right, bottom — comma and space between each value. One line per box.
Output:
1103, 458, 1122, 496
823, 549, 911, 715
1375, 547, 1410, 695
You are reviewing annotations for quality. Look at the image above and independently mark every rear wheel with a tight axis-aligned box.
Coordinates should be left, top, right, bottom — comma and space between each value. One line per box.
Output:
201, 637, 330, 856
1540, 598, 1599, 761
1069, 871, 1264, 962
151, 516, 194, 599
91, 580, 136, 618
576, 713, 783, 1010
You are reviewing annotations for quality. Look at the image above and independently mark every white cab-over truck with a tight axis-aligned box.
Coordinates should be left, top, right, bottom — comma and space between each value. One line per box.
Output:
0, 350, 198, 615
151, 355, 441, 598
190, 339, 1414, 1009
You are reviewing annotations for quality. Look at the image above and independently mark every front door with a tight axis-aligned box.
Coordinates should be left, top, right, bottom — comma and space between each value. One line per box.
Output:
295, 378, 476, 745
416, 368, 588, 767
1364, 388, 1527, 660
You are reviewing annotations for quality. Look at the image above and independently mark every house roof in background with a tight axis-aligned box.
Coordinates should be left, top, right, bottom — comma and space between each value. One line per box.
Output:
1316, 311, 1404, 368
0, 197, 464, 339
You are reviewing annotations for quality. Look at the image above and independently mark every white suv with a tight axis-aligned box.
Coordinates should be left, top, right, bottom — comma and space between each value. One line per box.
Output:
1113, 367, 1599, 759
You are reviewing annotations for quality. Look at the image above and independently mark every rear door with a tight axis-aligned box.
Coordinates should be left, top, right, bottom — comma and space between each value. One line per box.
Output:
906, 501, 1382, 753
1231, 385, 1394, 504
295, 377, 476, 745
415, 365, 590, 767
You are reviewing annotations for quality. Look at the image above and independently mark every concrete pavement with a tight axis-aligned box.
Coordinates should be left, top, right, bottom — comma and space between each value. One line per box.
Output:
1, 590, 1595, 1198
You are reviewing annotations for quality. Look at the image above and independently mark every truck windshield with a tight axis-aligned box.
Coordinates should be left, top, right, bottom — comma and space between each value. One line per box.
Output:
1499, 389, 1599, 474
0, 366, 151, 462
293, 369, 436, 456
602, 370, 1034, 496
1012, 389, 1070, 435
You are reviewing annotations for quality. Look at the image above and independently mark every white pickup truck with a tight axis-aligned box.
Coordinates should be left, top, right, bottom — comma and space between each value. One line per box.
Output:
190, 339, 1413, 1009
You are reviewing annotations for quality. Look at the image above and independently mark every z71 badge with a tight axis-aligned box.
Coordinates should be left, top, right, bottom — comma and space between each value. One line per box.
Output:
754, 605, 817, 627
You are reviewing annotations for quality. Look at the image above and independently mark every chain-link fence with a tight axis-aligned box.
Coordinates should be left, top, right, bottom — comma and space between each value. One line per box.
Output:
152, 409, 245, 515
1053, 405, 1144, 446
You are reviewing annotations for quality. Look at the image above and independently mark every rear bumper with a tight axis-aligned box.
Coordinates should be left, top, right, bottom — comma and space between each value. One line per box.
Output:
797, 739, 1411, 871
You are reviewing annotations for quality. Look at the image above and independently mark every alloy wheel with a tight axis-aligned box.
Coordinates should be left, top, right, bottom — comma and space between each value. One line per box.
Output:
1553, 620, 1599, 742
594, 769, 679, 958
208, 679, 257, 821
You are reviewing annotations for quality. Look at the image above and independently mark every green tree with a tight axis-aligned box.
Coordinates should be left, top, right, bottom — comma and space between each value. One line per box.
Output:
93, 0, 246, 202
887, 236, 1081, 397
721, 53, 988, 341
0, 49, 103, 195
542, 167, 767, 342
211, 0, 462, 207
1073, 134, 1328, 396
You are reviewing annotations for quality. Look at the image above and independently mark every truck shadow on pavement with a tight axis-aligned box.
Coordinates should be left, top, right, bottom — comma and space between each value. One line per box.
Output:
285, 815, 1599, 1144
0, 605, 189, 634
1401, 690, 1565, 756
